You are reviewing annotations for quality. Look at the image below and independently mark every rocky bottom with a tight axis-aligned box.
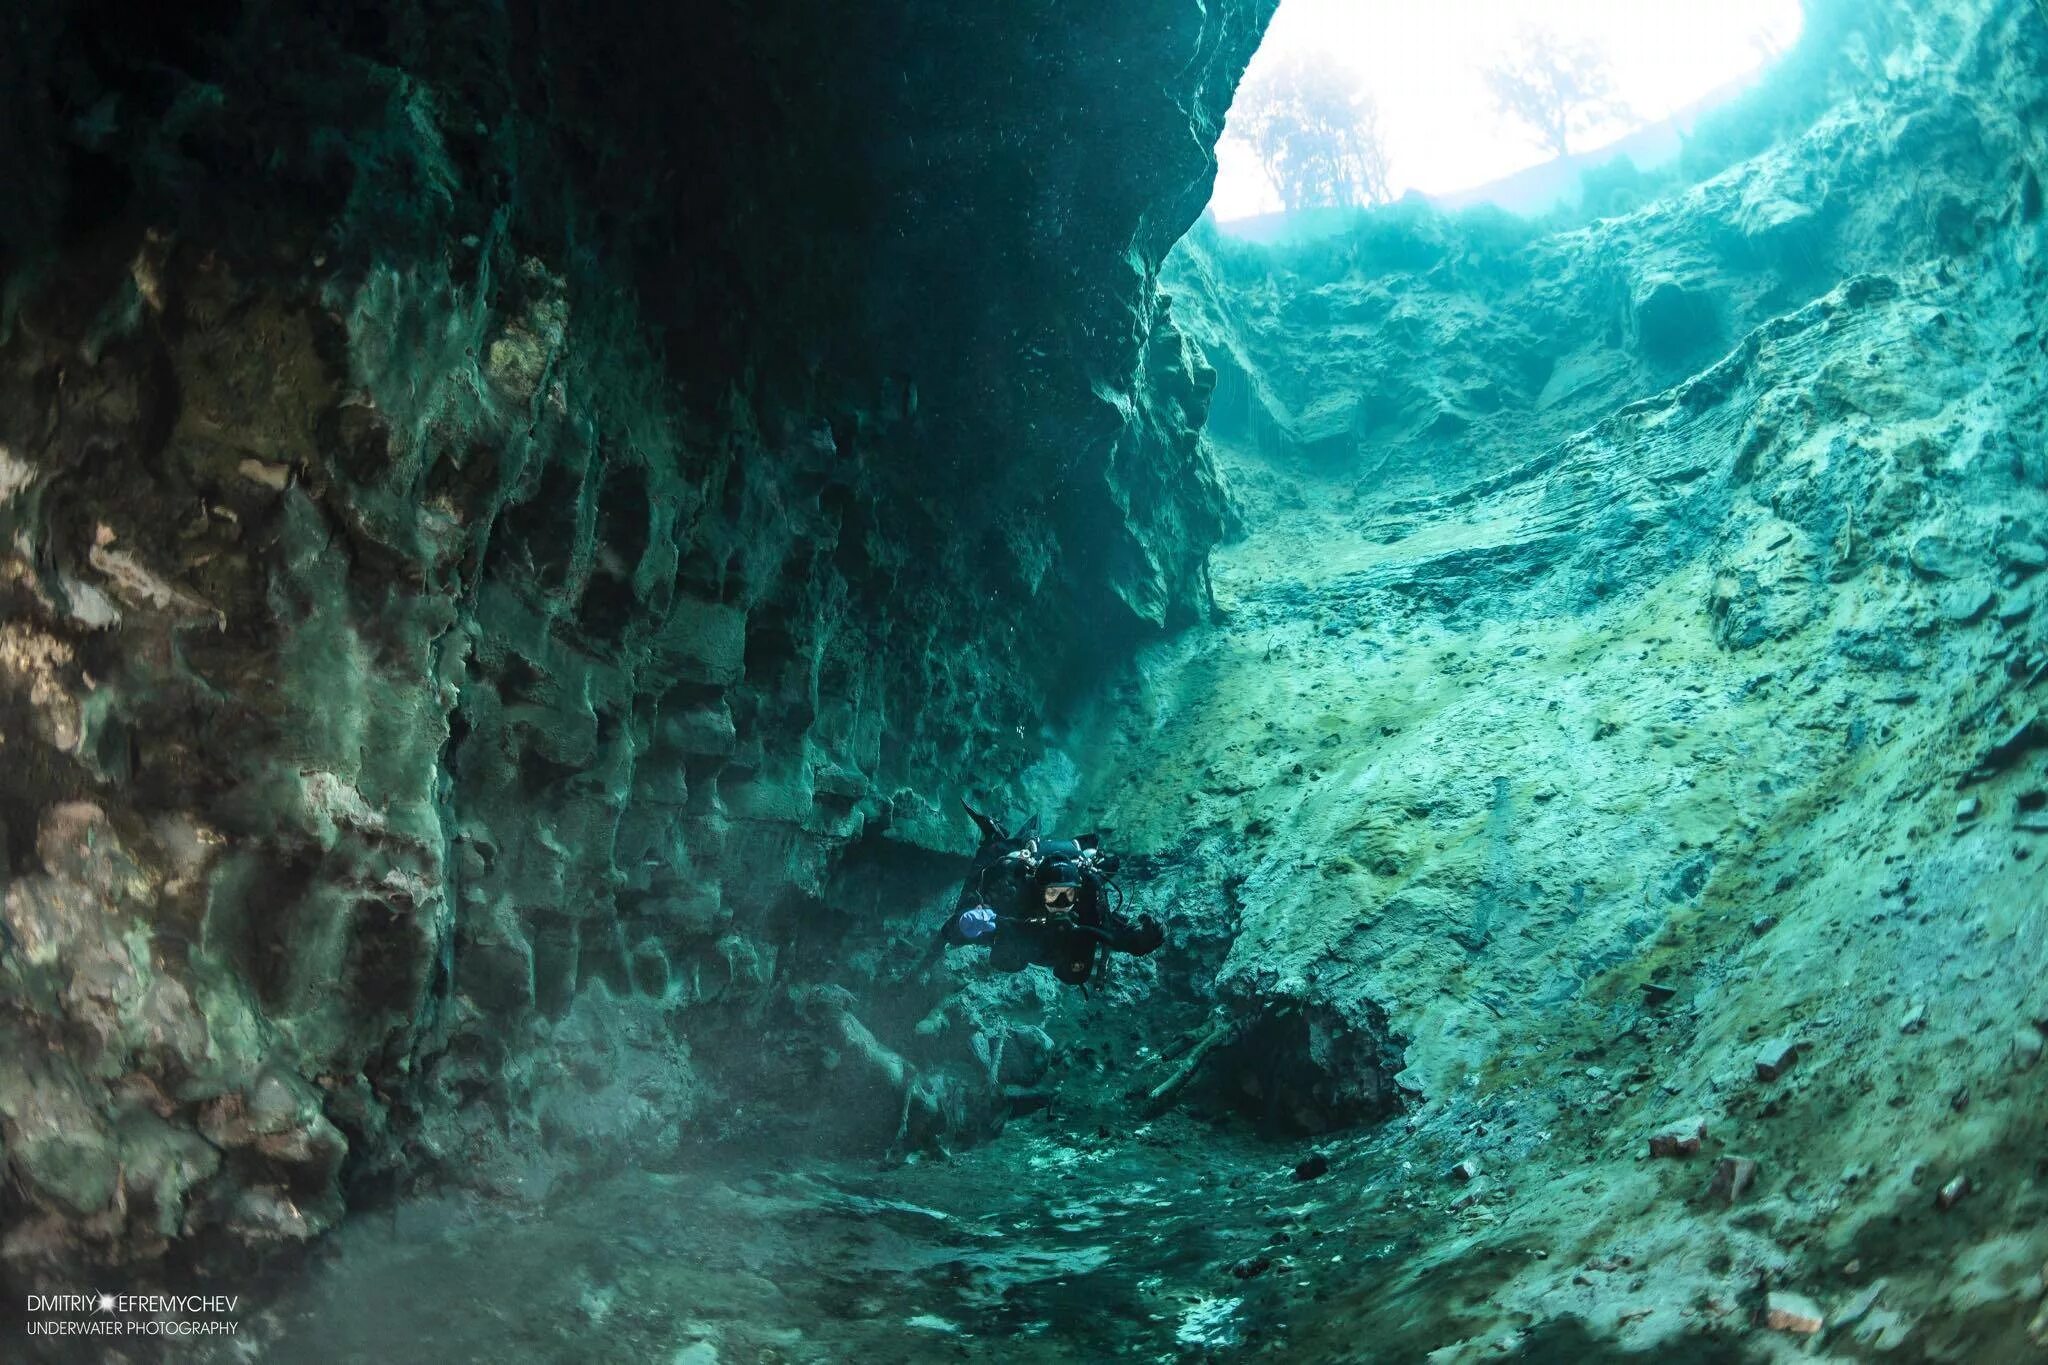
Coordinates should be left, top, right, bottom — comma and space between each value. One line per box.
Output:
162, 1118, 1413, 1364
34, 1104, 1835, 1365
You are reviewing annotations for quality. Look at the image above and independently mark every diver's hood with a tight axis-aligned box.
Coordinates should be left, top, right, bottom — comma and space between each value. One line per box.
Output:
1040, 859, 1083, 887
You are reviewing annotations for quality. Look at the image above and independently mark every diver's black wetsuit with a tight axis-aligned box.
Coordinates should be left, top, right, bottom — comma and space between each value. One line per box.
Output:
933, 824, 1163, 985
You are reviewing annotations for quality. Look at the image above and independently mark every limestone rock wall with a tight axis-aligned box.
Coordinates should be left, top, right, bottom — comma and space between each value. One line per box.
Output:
1172, 0, 2033, 506
1137, 0, 2048, 1109
1063, 0, 2048, 1348
0, 0, 1273, 1276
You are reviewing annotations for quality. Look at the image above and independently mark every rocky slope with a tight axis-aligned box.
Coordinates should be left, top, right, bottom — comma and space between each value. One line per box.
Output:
1048, 0, 2048, 1353
0, 0, 1274, 1283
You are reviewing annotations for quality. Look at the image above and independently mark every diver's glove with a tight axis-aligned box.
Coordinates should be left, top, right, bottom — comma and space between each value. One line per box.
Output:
956, 905, 998, 940
1127, 913, 1164, 956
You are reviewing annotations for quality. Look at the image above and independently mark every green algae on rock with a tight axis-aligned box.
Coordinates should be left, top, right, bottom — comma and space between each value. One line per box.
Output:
1060, 0, 2048, 1351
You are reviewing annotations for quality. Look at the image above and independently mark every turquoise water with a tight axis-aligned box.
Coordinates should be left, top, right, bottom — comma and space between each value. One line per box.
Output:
5, 2, 2048, 1361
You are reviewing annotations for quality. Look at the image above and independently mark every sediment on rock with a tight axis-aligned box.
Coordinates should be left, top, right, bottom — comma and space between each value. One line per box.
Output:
1055, 0, 2048, 1353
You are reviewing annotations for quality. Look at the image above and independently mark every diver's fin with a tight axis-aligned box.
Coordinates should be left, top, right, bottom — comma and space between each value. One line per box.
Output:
961, 798, 1005, 842
1018, 814, 1042, 840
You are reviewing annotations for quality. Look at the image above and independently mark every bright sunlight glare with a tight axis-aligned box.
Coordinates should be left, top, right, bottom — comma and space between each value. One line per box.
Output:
1211, 0, 1806, 221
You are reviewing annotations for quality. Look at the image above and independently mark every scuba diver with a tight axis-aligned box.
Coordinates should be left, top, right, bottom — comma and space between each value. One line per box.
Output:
925, 801, 1164, 986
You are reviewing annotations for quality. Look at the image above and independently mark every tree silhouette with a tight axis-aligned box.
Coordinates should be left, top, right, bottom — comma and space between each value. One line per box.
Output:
1482, 29, 1632, 158
1231, 53, 1393, 212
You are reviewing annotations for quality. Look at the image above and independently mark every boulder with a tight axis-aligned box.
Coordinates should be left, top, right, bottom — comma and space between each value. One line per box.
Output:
1763, 1291, 1826, 1335
1649, 1117, 1707, 1158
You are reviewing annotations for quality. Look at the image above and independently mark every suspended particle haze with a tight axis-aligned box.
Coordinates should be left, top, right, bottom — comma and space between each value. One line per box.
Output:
1211, 0, 1806, 219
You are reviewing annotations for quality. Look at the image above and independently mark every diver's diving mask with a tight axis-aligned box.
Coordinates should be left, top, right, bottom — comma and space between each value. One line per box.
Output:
1042, 883, 1080, 912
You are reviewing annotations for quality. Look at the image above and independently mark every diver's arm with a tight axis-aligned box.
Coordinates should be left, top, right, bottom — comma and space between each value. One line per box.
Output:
917, 910, 982, 981
1084, 876, 1164, 957
1106, 914, 1164, 956
943, 904, 999, 948
1097, 896, 1164, 956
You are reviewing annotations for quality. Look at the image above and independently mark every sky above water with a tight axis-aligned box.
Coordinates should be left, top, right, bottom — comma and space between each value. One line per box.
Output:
1211, 0, 1806, 219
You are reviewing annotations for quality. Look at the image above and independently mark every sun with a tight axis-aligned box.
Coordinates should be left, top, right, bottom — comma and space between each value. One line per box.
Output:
1212, 0, 1806, 221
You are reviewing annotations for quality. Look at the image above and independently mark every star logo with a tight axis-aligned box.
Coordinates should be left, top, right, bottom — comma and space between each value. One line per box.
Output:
97, 1294, 115, 1313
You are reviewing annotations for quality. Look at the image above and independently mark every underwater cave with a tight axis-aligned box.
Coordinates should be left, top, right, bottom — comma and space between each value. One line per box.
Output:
2, 0, 2047, 1360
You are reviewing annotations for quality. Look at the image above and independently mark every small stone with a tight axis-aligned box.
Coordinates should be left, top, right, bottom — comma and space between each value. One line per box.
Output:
1641, 980, 1678, 1006
1899, 1001, 1928, 1034
2013, 1027, 2045, 1070
1706, 1155, 1757, 1204
1230, 1254, 1272, 1279
1979, 717, 2043, 775
1648, 1117, 1706, 1158
1763, 1291, 1826, 1335
1956, 796, 1982, 823
1751, 914, 1779, 935
1936, 1174, 1970, 1210
237, 458, 292, 491
1999, 583, 2043, 626
1754, 1038, 1801, 1081
1909, 534, 1970, 580
1996, 540, 2048, 571
1292, 1153, 1329, 1181
1450, 1159, 1480, 1183
1937, 582, 1996, 624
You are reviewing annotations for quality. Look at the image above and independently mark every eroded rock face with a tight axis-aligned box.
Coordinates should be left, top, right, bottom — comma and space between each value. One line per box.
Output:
0, 0, 1274, 1275
1063, 0, 2048, 1352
